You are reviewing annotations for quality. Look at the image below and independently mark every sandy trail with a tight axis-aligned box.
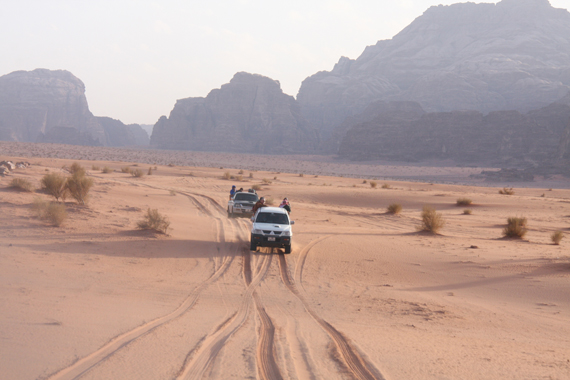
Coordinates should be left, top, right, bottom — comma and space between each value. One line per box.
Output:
0, 152, 569, 379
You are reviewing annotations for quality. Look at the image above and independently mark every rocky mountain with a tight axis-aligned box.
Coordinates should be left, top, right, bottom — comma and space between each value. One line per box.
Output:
0, 69, 147, 147
151, 72, 318, 154
338, 98, 570, 171
298, 0, 570, 141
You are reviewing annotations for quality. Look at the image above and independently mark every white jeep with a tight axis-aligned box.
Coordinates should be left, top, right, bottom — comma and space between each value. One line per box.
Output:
227, 191, 259, 218
250, 207, 294, 254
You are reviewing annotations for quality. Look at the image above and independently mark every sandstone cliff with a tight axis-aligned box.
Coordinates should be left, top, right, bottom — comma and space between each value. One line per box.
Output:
151, 72, 318, 154
298, 0, 570, 141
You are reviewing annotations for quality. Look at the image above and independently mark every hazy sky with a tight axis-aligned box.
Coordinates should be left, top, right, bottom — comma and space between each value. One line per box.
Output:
1, 0, 568, 125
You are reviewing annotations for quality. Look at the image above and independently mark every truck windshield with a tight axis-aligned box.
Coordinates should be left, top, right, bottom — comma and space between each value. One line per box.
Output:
234, 193, 258, 202
255, 212, 289, 225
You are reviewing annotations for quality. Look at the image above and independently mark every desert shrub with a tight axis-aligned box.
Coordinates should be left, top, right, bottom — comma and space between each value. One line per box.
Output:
262, 178, 272, 184
420, 206, 445, 233
382, 183, 391, 189
169, 189, 176, 196
41, 173, 68, 201
265, 197, 274, 205
102, 166, 112, 173
299, 173, 304, 177
463, 209, 472, 215
168, 163, 175, 167
249, 172, 254, 178
235, 175, 243, 181
137, 208, 170, 234
551, 231, 564, 245
10, 178, 35, 192
499, 187, 515, 195
148, 167, 153, 175
456, 198, 472, 206
222, 171, 231, 180
387, 203, 402, 214
69, 162, 86, 176
370, 181, 378, 188
252, 184, 261, 191
131, 169, 145, 178
32, 198, 67, 226
238, 169, 244, 174
91, 165, 100, 171
121, 166, 131, 173
66, 173, 94, 205
273, 176, 277, 180
502, 217, 527, 238
362, 180, 367, 184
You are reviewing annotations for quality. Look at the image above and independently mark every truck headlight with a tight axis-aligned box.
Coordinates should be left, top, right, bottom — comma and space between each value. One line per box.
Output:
280, 231, 291, 236
252, 229, 263, 234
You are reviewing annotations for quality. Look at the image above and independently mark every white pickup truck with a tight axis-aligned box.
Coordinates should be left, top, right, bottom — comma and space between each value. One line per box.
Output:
227, 191, 259, 218
250, 207, 294, 254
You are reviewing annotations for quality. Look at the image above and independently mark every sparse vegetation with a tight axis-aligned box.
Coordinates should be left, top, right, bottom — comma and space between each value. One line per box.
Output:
252, 184, 262, 191
169, 190, 176, 196
131, 169, 145, 178
463, 209, 472, 215
456, 198, 473, 206
262, 178, 272, 185
102, 166, 112, 173
502, 217, 527, 239
265, 197, 274, 206
387, 203, 402, 215
235, 175, 243, 181
41, 173, 68, 201
499, 187, 515, 195
381, 183, 391, 189
137, 208, 170, 234
249, 172, 254, 178
273, 176, 277, 180
69, 162, 86, 177
222, 171, 231, 180
238, 169, 244, 174
362, 180, 367, 184
91, 165, 100, 171
419, 206, 445, 233
121, 166, 131, 173
9, 178, 35, 192
66, 172, 94, 205
551, 231, 564, 245
32, 197, 67, 226
299, 173, 304, 177
148, 167, 153, 175
370, 181, 378, 188
168, 163, 175, 167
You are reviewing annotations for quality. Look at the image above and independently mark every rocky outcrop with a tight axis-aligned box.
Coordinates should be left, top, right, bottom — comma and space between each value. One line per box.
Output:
338, 99, 570, 169
151, 72, 318, 154
298, 0, 570, 141
0, 69, 148, 147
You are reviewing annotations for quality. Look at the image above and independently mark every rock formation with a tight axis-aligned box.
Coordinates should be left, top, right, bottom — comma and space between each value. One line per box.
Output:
151, 72, 318, 154
298, 0, 570, 141
0, 69, 148, 147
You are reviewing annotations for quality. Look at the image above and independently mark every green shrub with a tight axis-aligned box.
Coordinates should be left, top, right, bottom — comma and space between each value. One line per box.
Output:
10, 178, 35, 192
551, 231, 564, 245
66, 173, 94, 205
41, 173, 68, 201
137, 208, 170, 234
32, 198, 67, 226
419, 206, 445, 233
387, 203, 402, 214
503, 217, 527, 238
456, 198, 472, 206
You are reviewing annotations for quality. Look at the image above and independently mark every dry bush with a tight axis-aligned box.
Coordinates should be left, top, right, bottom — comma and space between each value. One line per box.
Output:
222, 171, 231, 180
382, 183, 391, 189
249, 172, 254, 178
131, 169, 145, 178
91, 165, 100, 171
121, 166, 131, 173
69, 162, 86, 176
362, 180, 367, 184
10, 178, 35, 192
238, 169, 244, 174
456, 198, 472, 206
168, 163, 175, 167
551, 231, 564, 245
252, 184, 261, 191
387, 203, 402, 214
419, 206, 445, 233
502, 217, 527, 238
32, 198, 67, 226
137, 208, 170, 234
41, 173, 68, 201
66, 173, 94, 205
463, 209, 473, 215
499, 187, 515, 195
148, 167, 153, 175
262, 178, 272, 184
102, 166, 112, 173
265, 197, 274, 206
235, 175, 243, 181
299, 173, 304, 177
370, 181, 378, 188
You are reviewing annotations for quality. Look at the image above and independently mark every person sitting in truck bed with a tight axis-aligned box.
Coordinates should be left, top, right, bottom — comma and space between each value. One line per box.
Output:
279, 198, 291, 214
252, 197, 266, 214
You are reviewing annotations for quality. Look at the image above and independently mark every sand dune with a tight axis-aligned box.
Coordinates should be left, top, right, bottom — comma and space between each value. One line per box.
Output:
1, 145, 569, 379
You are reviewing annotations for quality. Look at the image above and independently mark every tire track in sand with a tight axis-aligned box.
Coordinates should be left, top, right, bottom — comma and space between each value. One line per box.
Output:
280, 246, 386, 380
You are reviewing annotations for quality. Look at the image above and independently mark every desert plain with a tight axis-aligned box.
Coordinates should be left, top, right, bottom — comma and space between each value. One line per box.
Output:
0, 142, 569, 380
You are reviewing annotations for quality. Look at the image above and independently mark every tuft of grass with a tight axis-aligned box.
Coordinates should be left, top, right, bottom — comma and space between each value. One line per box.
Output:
121, 166, 131, 173
499, 187, 515, 195
273, 176, 277, 180
370, 181, 377, 188
551, 231, 564, 245
66, 172, 93, 205
148, 167, 153, 175
102, 166, 113, 173
168, 163, 175, 167
32, 198, 67, 226
262, 178, 272, 185
222, 171, 231, 180
10, 178, 35, 192
91, 165, 100, 171
381, 183, 391, 189
362, 180, 367, 184
41, 173, 68, 201
456, 198, 472, 206
238, 169, 244, 174
463, 209, 472, 215
131, 169, 145, 178
249, 172, 254, 178
137, 208, 170, 234
299, 173, 304, 177
69, 162, 86, 177
169, 189, 176, 196
252, 184, 261, 191
387, 203, 402, 215
235, 175, 243, 182
502, 217, 527, 238
419, 206, 445, 233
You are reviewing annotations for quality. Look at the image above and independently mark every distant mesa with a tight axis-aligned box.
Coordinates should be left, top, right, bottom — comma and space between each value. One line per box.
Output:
0, 68, 148, 147
151, 72, 318, 154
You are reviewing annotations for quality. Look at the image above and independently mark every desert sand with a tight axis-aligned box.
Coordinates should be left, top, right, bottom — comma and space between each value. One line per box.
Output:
1, 142, 569, 380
